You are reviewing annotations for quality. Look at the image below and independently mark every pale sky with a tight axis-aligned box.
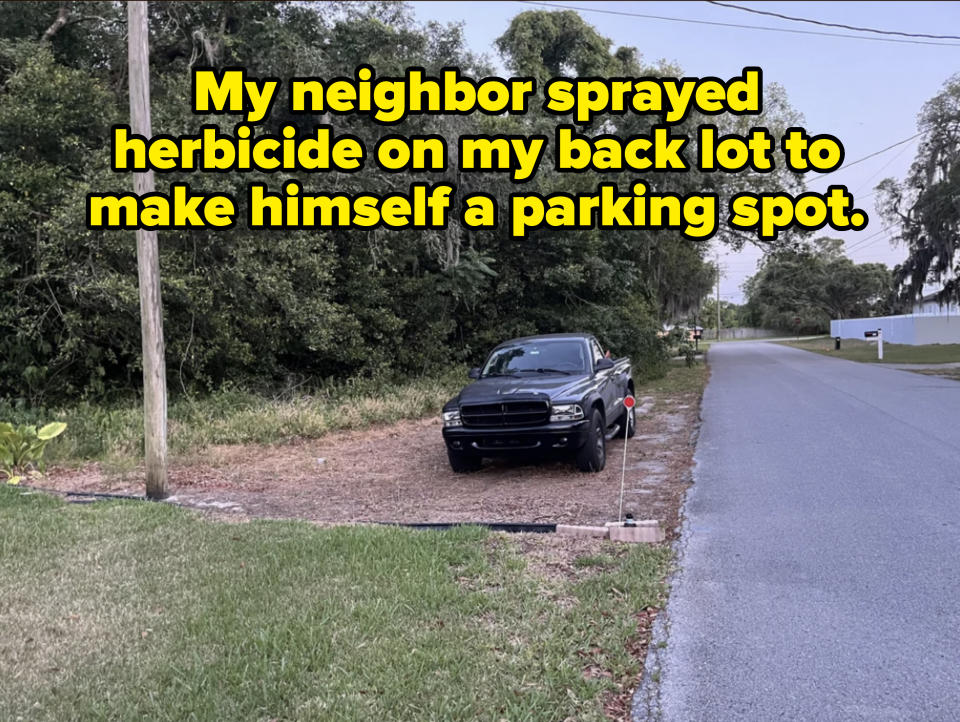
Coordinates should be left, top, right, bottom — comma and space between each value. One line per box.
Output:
408, 0, 960, 302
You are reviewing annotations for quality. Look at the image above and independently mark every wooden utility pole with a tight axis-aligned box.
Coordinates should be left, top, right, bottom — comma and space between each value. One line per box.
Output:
128, 0, 168, 499
716, 256, 721, 341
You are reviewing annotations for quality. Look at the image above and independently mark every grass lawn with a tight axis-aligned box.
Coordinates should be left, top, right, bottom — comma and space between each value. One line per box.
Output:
0, 487, 670, 721
640, 359, 709, 394
779, 337, 960, 364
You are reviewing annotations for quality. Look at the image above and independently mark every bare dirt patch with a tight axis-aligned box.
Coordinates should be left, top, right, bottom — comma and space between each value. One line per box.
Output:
39, 385, 700, 534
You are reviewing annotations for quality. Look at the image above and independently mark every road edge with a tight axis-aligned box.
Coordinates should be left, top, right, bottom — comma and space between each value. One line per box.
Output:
630, 361, 709, 722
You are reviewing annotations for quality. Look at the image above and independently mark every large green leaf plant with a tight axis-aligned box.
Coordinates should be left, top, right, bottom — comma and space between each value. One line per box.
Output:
0, 422, 67, 485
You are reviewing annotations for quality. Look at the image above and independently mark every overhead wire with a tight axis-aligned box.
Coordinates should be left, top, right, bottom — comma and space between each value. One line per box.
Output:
520, 1, 928, 193
518, 1, 960, 47
845, 225, 896, 254
801, 133, 924, 185
706, 1, 960, 41
851, 160, 960, 255
514, 1, 935, 271
850, 138, 918, 196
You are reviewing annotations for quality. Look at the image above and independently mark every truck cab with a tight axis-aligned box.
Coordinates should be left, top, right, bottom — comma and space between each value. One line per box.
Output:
441, 333, 635, 472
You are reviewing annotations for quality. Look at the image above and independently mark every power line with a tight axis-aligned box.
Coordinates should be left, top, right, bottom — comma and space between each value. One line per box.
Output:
850, 138, 917, 195
518, 1, 960, 47
847, 179, 960, 255
847, 235, 896, 255
845, 225, 895, 254
845, 226, 888, 251
521, 1, 929, 194
707, 1, 960, 41
803, 133, 923, 185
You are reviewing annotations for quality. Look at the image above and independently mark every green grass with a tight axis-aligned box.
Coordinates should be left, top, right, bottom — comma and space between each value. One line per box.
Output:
0, 369, 466, 467
573, 554, 619, 569
779, 337, 960, 364
638, 359, 709, 395
0, 487, 670, 721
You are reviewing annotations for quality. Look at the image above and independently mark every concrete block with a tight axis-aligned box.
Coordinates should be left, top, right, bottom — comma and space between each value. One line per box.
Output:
556, 524, 610, 539
606, 520, 664, 543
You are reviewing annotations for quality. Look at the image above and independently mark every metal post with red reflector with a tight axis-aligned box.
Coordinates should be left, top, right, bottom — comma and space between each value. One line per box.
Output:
619, 395, 636, 523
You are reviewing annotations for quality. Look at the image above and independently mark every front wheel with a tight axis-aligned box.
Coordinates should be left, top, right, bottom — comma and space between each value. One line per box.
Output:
575, 408, 606, 472
447, 446, 482, 473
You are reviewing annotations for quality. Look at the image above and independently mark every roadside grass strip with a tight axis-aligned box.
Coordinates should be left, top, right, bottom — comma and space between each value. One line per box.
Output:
641, 361, 708, 394
0, 487, 669, 721
780, 337, 960, 364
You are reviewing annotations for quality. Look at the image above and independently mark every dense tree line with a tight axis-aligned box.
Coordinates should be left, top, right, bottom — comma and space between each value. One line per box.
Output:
0, 2, 799, 404
695, 299, 746, 334
742, 237, 897, 333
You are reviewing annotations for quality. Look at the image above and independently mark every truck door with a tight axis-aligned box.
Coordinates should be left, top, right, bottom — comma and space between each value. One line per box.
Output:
590, 338, 619, 424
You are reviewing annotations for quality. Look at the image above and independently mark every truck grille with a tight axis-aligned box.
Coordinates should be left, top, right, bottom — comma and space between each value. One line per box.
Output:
460, 400, 550, 427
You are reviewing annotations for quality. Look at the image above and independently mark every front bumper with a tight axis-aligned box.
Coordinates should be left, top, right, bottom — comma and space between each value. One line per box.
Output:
442, 419, 591, 455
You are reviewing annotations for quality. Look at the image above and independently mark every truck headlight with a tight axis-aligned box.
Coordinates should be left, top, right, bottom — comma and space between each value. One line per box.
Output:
549, 403, 584, 423
442, 410, 462, 427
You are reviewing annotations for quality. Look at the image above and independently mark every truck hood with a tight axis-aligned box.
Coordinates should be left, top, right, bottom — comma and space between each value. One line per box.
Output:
457, 374, 593, 404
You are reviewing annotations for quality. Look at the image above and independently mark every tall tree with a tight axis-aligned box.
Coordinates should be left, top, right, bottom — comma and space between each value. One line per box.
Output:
495, 9, 618, 81
877, 75, 960, 303
743, 237, 894, 332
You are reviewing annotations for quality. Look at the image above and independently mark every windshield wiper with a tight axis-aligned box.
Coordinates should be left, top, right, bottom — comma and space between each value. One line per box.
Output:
517, 368, 574, 375
482, 371, 519, 378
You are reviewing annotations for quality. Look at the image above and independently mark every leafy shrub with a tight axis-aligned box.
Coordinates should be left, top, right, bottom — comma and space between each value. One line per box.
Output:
666, 327, 698, 367
0, 422, 67, 484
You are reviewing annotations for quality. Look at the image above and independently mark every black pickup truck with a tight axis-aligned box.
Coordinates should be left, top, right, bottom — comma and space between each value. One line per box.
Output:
441, 333, 635, 473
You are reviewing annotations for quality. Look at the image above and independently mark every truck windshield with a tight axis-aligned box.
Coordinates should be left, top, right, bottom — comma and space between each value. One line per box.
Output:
481, 340, 588, 377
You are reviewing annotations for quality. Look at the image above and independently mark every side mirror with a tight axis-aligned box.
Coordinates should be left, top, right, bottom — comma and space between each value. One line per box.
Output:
595, 357, 615, 372
468, 367, 481, 380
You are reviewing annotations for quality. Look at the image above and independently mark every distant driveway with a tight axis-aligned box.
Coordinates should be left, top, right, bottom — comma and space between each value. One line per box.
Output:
640, 342, 960, 721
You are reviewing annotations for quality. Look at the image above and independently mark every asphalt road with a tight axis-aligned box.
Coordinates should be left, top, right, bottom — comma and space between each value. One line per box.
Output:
636, 342, 960, 721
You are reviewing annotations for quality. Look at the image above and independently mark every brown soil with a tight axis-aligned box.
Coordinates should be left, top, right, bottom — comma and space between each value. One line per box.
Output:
38, 390, 700, 535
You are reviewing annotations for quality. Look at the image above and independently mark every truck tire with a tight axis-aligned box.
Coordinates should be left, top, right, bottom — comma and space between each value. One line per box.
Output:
620, 405, 637, 439
447, 447, 482, 473
575, 408, 606, 472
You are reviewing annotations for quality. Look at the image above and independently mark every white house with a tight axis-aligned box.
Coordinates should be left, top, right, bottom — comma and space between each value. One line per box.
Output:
911, 292, 960, 316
